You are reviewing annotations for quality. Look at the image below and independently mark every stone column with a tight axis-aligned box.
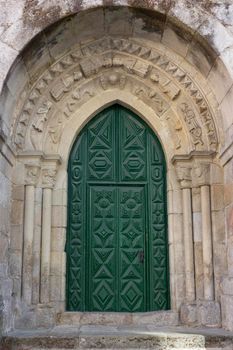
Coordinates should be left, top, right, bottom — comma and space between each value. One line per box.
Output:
194, 163, 214, 301
22, 165, 40, 304
177, 166, 195, 302
40, 167, 57, 303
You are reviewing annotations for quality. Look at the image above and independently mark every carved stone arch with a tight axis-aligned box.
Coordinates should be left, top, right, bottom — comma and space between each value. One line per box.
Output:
12, 36, 220, 159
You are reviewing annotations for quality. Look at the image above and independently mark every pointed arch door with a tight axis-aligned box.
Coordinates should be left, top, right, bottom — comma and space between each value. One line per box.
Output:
66, 104, 169, 312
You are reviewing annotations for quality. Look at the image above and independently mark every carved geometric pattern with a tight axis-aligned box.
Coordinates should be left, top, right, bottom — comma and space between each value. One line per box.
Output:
66, 133, 85, 311
120, 111, 146, 181
88, 110, 115, 181
148, 133, 169, 310
90, 187, 116, 311
67, 105, 169, 311
119, 187, 145, 311
14, 37, 218, 152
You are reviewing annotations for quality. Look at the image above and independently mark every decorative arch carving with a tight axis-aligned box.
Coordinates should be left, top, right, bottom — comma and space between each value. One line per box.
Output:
12, 37, 219, 156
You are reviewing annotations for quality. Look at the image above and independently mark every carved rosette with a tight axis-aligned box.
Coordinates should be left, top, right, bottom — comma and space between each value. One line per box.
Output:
24, 165, 40, 186
13, 37, 219, 154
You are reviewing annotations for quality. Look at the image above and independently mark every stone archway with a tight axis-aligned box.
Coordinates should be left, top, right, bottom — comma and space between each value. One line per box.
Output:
11, 31, 221, 325
1, 5, 231, 331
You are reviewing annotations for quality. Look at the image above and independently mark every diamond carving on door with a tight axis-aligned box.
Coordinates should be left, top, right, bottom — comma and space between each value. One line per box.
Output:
66, 105, 169, 312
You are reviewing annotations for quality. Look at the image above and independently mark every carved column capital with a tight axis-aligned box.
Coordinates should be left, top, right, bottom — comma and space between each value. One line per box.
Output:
24, 164, 40, 186
42, 167, 57, 188
192, 162, 211, 187
175, 165, 192, 189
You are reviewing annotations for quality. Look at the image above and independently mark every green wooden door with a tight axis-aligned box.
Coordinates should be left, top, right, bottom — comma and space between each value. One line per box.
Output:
66, 104, 169, 312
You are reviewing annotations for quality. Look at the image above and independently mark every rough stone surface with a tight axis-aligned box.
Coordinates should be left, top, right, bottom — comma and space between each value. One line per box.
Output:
2, 325, 233, 349
180, 301, 221, 328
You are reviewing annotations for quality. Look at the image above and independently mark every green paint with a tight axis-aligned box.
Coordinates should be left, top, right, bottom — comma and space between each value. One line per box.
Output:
66, 105, 169, 312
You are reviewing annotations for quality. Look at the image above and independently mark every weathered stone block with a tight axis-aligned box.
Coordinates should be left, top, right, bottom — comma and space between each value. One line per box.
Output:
172, 213, 183, 243
208, 57, 233, 104
180, 301, 221, 327
9, 250, 22, 277
10, 224, 23, 251
186, 35, 218, 77
221, 294, 233, 331
172, 189, 183, 214
0, 207, 10, 238
227, 238, 233, 277
0, 263, 8, 278
0, 172, 11, 210
211, 184, 224, 211
14, 307, 36, 330
180, 303, 197, 325
197, 301, 221, 327
0, 40, 18, 93
50, 251, 63, 276
72, 8, 104, 42
52, 189, 66, 206
225, 184, 233, 207
132, 310, 179, 326
10, 200, 24, 225
220, 85, 233, 131
221, 277, 233, 295
226, 204, 233, 238
133, 8, 165, 42
51, 227, 66, 252
105, 7, 133, 37
162, 19, 194, 57
36, 305, 55, 328
52, 205, 66, 228
0, 235, 8, 263
11, 185, 24, 201
23, 33, 52, 84
6, 56, 29, 98
213, 242, 227, 276
212, 210, 226, 242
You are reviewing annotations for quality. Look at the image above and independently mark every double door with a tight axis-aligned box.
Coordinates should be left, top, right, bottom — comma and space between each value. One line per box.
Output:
66, 104, 169, 312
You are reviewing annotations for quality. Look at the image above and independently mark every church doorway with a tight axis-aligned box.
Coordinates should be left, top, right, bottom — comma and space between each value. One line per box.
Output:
66, 104, 169, 312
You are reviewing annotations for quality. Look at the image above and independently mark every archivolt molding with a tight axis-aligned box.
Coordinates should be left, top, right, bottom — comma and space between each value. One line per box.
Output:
13, 37, 219, 156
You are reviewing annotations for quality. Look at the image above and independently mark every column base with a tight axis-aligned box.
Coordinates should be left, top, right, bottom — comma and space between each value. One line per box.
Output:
180, 300, 221, 327
221, 277, 233, 331
14, 302, 56, 329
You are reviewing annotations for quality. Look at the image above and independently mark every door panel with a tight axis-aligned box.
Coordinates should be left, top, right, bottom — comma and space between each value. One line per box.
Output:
66, 104, 169, 312
88, 109, 115, 181
88, 186, 146, 312
89, 186, 117, 311
148, 134, 169, 310
118, 187, 145, 311
119, 110, 147, 182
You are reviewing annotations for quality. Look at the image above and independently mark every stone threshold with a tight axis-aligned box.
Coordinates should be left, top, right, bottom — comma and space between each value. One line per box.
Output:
2, 325, 233, 349
56, 310, 179, 327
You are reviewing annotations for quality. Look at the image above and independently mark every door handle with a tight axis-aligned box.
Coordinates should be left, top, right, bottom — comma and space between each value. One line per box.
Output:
138, 250, 144, 263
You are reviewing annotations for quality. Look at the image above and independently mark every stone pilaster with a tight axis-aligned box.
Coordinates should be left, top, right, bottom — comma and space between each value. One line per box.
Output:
22, 164, 40, 304
176, 165, 195, 302
193, 162, 214, 301
40, 165, 57, 304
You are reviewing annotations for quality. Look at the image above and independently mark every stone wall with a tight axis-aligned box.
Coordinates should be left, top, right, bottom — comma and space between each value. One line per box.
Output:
0, 0, 232, 333
0, 129, 14, 332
